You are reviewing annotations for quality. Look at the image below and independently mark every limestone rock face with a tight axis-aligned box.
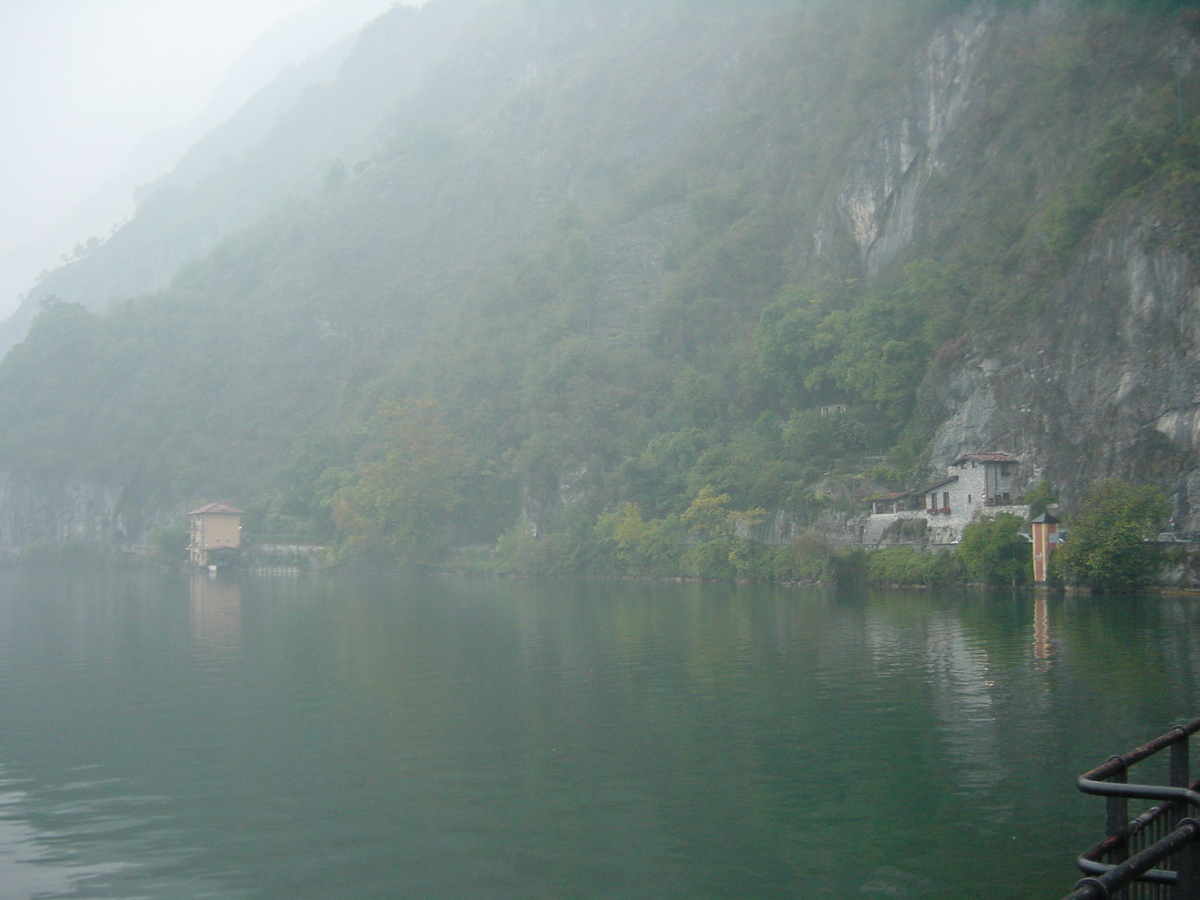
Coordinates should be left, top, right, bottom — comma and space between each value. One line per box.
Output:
927, 209, 1200, 526
831, 3, 996, 276
0, 473, 129, 550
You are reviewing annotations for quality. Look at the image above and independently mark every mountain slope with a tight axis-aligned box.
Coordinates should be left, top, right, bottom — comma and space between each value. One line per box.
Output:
0, 0, 491, 357
1, 0, 1199, 563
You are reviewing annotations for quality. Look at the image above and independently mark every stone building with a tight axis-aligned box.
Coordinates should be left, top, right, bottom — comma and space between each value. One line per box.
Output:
865, 452, 1028, 544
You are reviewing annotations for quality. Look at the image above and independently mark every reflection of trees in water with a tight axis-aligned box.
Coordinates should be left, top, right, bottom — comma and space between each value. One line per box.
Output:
1055, 593, 1197, 712
1154, 599, 1200, 708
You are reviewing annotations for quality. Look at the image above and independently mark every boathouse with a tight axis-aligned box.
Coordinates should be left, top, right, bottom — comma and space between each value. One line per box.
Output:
187, 501, 244, 567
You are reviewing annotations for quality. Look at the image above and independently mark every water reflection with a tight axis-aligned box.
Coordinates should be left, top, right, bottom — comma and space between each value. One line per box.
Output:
1034, 594, 1054, 673
927, 613, 1006, 793
189, 574, 242, 657
0, 574, 1193, 899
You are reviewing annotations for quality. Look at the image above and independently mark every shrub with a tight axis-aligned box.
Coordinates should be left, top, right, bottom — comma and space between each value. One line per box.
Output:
1054, 479, 1170, 590
866, 546, 963, 586
957, 513, 1031, 586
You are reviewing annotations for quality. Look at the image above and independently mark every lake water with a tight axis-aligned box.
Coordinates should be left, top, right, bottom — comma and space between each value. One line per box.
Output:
0, 571, 1195, 899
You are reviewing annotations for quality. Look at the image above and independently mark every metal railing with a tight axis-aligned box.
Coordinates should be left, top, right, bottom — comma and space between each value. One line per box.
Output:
1062, 717, 1200, 900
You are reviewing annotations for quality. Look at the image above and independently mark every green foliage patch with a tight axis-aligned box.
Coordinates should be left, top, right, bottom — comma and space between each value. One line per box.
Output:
957, 513, 1031, 587
1055, 479, 1170, 590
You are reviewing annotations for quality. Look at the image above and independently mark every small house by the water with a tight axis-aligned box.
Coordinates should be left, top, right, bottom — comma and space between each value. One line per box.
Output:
187, 502, 243, 567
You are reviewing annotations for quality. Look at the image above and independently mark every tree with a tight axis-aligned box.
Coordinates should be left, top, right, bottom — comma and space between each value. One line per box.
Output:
681, 485, 736, 539
1024, 480, 1058, 519
148, 523, 189, 563
956, 513, 1030, 586
1054, 479, 1170, 590
329, 401, 475, 569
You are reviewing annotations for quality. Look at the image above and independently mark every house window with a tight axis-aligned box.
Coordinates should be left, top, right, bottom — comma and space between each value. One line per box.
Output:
942, 492, 950, 511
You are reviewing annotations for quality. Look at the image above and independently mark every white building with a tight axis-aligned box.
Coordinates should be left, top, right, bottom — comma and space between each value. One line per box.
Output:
865, 452, 1028, 544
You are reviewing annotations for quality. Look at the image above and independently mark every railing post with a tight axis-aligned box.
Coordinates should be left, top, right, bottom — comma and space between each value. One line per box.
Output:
1172, 731, 1190, 829
1175, 732, 1199, 900
1176, 819, 1200, 900
1109, 759, 1130, 865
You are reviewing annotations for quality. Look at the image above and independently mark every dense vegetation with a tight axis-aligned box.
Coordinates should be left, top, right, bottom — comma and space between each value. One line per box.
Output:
1053, 480, 1171, 590
1, 0, 1198, 576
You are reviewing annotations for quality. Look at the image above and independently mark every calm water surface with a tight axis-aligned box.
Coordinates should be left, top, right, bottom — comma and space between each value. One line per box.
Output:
0, 571, 1196, 899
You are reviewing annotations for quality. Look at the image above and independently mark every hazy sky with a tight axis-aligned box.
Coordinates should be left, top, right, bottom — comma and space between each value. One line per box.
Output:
0, 0, 400, 314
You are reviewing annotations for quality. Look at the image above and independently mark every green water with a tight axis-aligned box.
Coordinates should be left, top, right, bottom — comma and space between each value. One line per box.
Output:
0, 571, 1195, 899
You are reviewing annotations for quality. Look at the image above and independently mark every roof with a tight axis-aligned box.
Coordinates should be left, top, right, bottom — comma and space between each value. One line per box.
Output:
1030, 513, 1060, 524
950, 452, 1018, 465
870, 491, 912, 502
187, 501, 244, 516
917, 475, 959, 493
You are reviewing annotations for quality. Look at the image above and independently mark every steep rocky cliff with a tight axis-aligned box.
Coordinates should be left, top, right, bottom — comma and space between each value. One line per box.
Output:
928, 206, 1200, 525
810, 0, 1200, 525
825, 3, 996, 276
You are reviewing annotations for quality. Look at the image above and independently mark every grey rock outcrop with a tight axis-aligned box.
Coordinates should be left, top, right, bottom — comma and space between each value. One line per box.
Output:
928, 207, 1200, 525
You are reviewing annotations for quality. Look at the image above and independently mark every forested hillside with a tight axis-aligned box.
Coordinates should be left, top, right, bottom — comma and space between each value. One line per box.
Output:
3, 0, 1200, 575
0, 0, 491, 355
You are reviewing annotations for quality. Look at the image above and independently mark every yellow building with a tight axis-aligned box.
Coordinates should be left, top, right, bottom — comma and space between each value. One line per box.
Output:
187, 502, 244, 567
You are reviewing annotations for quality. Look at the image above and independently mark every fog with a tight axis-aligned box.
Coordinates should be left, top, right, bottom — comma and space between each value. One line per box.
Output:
0, 0, 405, 319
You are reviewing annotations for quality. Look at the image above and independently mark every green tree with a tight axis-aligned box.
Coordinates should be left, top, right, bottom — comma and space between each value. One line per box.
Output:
956, 513, 1030, 586
1055, 479, 1170, 590
594, 502, 685, 574
148, 523, 189, 563
681, 485, 736, 539
330, 401, 475, 569
1024, 481, 1059, 519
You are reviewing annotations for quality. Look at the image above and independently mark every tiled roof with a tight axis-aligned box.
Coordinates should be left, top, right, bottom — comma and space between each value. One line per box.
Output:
187, 501, 244, 516
917, 475, 959, 493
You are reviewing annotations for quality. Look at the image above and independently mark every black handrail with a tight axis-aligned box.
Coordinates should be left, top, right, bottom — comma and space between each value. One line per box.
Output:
1060, 717, 1200, 900
1065, 820, 1200, 900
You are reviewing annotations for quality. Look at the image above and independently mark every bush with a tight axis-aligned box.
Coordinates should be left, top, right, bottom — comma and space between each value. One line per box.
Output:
13, 540, 126, 569
1055, 479, 1170, 590
866, 547, 963, 586
682, 538, 739, 580
149, 523, 189, 563
769, 530, 832, 583
957, 513, 1030, 586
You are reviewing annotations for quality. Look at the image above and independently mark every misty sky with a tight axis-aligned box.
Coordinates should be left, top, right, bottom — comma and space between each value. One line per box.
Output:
0, 0, 403, 316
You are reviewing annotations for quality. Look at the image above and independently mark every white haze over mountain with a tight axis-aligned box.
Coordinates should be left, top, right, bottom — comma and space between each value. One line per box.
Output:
0, 0, 412, 320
